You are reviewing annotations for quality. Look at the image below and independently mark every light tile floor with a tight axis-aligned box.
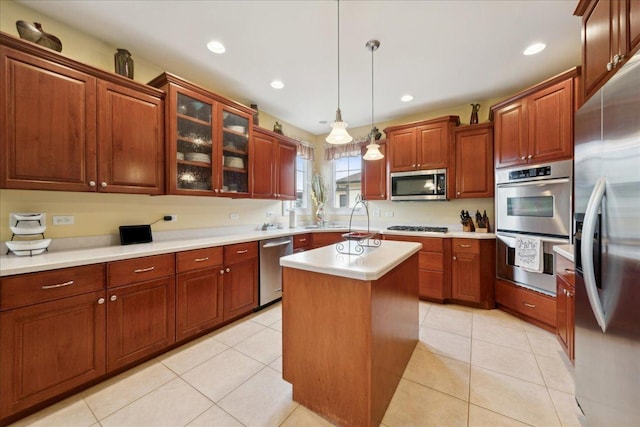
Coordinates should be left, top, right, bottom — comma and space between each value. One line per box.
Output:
10, 301, 584, 427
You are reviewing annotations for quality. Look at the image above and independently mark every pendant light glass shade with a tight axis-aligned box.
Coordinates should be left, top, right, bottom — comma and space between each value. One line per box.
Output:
363, 142, 383, 160
326, 108, 352, 144
364, 39, 384, 161
326, 0, 352, 144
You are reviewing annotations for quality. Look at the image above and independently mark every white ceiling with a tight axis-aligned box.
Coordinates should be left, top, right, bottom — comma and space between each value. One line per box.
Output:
18, 0, 582, 136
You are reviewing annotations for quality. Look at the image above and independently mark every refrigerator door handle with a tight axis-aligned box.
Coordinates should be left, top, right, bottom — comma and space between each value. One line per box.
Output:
582, 176, 607, 332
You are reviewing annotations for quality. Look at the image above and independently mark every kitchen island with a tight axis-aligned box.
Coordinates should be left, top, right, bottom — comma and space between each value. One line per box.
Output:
280, 240, 421, 427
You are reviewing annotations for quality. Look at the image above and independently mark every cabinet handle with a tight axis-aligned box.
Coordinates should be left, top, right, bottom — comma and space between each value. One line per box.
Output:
220, 269, 225, 275
457, 191, 461, 195
134, 266, 155, 273
613, 53, 624, 65
89, 181, 96, 187
460, 244, 472, 248
226, 267, 231, 273
299, 238, 307, 242
41, 280, 74, 289
453, 256, 457, 260
101, 181, 108, 188
523, 302, 536, 308
417, 164, 421, 167
220, 188, 225, 193
98, 297, 105, 304
214, 189, 219, 193
527, 155, 532, 159
412, 164, 416, 168
110, 295, 117, 302
236, 249, 248, 254
607, 61, 614, 71
521, 156, 526, 160
564, 268, 575, 273
194, 257, 209, 262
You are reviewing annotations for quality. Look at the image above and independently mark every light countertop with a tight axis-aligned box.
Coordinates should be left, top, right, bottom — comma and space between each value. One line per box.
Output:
1, 227, 494, 277
553, 244, 574, 262
280, 240, 422, 281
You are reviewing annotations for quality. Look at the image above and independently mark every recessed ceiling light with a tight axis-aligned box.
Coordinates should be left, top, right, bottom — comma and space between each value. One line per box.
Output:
523, 43, 546, 56
270, 80, 284, 89
206, 40, 226, 54
401, 94, 414, 102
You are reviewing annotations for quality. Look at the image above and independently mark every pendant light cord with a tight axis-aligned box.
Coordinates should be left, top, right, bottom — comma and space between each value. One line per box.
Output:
371, 41, 374, 137
337, 0, 341, 111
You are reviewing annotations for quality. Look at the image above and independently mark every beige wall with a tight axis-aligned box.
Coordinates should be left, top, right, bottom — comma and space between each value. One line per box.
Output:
0, 0, 504, 241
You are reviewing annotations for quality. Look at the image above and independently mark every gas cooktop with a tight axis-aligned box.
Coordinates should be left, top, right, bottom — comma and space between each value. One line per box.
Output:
387, 225, 449, 233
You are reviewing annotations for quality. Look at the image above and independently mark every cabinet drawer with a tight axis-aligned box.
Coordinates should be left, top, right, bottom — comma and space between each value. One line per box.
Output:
385, 235, 443, 253
555, 254, 575, 287
293, 233, 312, 249
224, 241, 258, 264
496, 280, 556, 327
1, 264, 105, 310
176, 247, 223, 273
108, 254, 175, 288
452, 238, 479, 254
419, 252, 444, 272
311, 232, 343, 248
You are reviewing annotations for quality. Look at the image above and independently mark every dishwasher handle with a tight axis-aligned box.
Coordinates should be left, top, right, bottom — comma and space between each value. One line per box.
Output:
262, 240, 292, 248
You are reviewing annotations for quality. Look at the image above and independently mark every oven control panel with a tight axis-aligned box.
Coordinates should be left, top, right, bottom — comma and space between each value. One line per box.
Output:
509, 165, 551, 180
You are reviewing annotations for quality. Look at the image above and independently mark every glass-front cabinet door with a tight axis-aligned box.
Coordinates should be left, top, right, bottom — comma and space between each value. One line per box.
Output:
149, 73, 254, 196
175, 92, 214, 192
220, 106, 250, 195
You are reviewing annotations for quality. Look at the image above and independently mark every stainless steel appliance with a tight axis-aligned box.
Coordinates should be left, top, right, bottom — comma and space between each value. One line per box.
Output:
573, 50, 640, 426
495, 159, 573, 295
390, 169, 446, 201
259, 236, 293, 306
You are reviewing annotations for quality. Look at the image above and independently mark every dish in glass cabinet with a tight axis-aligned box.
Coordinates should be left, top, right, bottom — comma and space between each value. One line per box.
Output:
228, 125, 246, 133
185, 152, 211, 163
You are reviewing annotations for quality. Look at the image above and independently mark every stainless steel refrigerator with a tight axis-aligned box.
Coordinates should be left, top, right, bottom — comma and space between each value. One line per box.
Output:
574, 50, 640, 426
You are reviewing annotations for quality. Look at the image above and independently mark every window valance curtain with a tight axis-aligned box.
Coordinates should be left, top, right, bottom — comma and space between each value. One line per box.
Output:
296, 140, 315, 161
323, 136, 369, 160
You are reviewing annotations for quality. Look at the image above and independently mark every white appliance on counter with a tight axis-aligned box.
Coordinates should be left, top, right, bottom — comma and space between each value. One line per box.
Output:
259, 236, 293, 306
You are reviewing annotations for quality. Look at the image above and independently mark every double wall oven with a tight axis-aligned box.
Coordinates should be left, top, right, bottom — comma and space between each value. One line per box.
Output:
495, 159, 573, 295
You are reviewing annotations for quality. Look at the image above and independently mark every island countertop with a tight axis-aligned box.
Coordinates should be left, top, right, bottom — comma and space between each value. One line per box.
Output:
279, 240, 422, 281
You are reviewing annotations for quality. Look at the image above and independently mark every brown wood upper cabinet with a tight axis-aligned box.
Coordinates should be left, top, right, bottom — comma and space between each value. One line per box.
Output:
251, 127, 297, 200
149, 72, 254, 197
492, 68, 578, 169
360, 140, 387, 200
0, 33, 165, 194
385, 116, 459, 173
575, 0, 640, 102
453, 123, 494, 198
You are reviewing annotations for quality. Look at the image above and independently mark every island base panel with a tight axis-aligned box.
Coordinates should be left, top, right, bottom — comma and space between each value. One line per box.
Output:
282, 253, 418, 427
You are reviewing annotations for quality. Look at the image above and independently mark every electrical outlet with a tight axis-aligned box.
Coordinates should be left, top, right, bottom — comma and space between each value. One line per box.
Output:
53, 215, 74, 225
372, 209, 381, 217
230, 213, 240, 220
164, 215, 177, 222
384, 211, 394, 217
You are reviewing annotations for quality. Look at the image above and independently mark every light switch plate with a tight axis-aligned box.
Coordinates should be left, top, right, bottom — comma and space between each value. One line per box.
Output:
53, 215, 74, 225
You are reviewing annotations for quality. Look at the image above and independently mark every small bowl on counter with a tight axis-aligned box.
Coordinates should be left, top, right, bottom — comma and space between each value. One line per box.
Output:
5, 239, 52, 256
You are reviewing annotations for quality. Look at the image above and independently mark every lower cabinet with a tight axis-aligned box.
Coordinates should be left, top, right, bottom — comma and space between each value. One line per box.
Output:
106, 254, 176, 371
223, 242, 259, 320
293, 233, 312, 253
555, 254, 575, 361
176, 247, 225, 342
311, 232, 344, 249
383, 235, 450, 302
496, 278, 556, 331
0, 265, 106, 421
451, 238, 496, 309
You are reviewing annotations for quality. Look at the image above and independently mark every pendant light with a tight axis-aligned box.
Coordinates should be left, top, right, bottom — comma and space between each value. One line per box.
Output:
363, 39, 384, 161
326, 0, 353, 144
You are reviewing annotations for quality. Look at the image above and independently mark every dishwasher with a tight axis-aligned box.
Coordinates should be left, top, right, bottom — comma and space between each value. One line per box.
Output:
259, 236, 293, 307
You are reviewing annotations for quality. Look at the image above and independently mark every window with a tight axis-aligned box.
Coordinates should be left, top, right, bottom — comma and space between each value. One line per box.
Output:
333, 155, 361, 209
295, 156, 309, 209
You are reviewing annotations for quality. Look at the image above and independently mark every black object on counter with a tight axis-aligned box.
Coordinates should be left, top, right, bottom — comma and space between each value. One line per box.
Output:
119, 224, 152, 245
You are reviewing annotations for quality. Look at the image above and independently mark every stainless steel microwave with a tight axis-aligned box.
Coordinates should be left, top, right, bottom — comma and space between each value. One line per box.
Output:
390, 169, 447, 201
